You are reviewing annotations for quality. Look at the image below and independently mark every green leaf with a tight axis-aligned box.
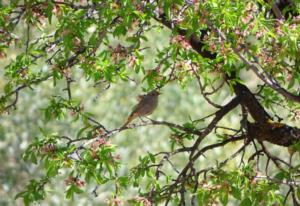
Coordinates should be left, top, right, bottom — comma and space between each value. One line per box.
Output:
76, 125, 91, 138
132, 11, 145, 20
66, 184, 83, 199
297, 187, 300, 200
148, 152, 155, 163
15, 191, 27, 200
73, 185, 84, 194
46, 162, 59, 177
274, 171, 288, 181
105, 162, 114, 177
231, 186, 241, 200
240, 197, 252, 206
197, 190, 210, 206
287, 77, 295, 89
66, 186, 74, 199
44, 2, 54, 23
219, 190, 228, 206
4, 82, 13, 94
29, 152, 38, 164
183, 122, 195, 130
163, 1, 171, 20
118, 176, 130, 188
93, 172, 104, 185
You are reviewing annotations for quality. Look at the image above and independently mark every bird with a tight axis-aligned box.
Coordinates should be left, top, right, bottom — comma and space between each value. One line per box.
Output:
121, 90, 160, 128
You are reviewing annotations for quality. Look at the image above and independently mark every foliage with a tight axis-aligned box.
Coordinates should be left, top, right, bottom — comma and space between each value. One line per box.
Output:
0, 0, 300, 205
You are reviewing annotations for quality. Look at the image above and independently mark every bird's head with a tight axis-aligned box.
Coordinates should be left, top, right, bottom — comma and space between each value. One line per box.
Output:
149, 90, 161, 96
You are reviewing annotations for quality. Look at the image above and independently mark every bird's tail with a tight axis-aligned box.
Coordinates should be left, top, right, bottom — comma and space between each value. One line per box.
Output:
121, 113, 137, 129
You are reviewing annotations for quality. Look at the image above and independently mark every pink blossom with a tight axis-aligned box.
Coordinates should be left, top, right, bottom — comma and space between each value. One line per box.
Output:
135, 196, 152, 206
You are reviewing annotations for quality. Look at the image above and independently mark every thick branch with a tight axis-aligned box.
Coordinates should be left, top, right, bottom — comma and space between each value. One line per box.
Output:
153, 6, 300, 147
154, 14, 216, 59
248, 121, 300, 146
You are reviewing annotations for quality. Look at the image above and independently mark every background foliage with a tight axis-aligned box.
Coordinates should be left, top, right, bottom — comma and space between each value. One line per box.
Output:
0, 0, 300, 205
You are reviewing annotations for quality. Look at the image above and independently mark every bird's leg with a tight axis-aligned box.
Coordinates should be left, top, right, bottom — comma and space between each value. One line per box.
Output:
143, 116, 155, 124
139, 116, 148, 124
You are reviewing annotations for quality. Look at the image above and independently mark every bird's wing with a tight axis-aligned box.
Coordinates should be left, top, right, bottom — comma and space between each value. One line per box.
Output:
133, 95, 151, 113
137, 95, 143, 101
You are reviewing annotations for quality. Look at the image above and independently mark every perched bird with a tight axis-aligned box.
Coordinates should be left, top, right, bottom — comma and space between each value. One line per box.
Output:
122, 90, 160, 128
